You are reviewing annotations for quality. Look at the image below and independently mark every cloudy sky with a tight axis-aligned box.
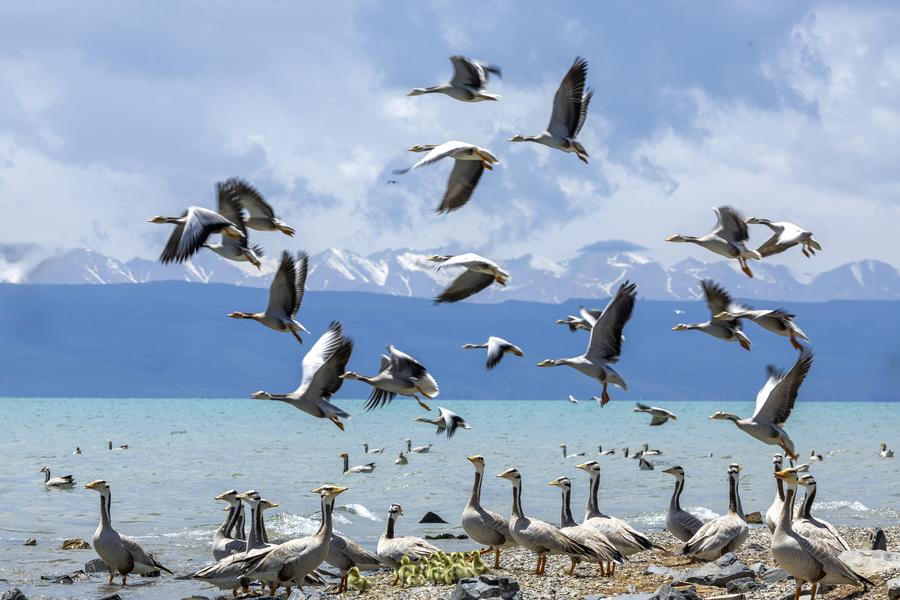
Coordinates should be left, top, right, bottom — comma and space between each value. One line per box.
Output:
1, 1, 898, 272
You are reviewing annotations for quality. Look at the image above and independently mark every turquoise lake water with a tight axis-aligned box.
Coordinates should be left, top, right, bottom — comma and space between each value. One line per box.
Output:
0, 397, 897, 599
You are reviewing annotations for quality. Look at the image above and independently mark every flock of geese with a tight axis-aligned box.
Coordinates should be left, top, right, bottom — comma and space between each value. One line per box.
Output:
45, 53, 886, 600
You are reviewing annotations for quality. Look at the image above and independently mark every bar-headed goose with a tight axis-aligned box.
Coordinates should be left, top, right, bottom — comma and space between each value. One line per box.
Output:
395, 142, 499, 213
343, 345, 439, 411
223, 177, 295, 236
340, 452, 376, 475
794, 474, 851, 553
747, 217, 821, 258
461, 455, 515, 569
414, 407, 470, 438
633, 403, 678, 426
150, 206, 243, 264
429, 253, 510, 303
681, 464, 748, 561
40, 467, 74, 488
667, 206, 761, 277
462, 336, 524, 370
662, 466, 704, 542
377, 504, 439, 583
672, 280, 751, 350
204, 183, 262, 268
407, 55, 501, 102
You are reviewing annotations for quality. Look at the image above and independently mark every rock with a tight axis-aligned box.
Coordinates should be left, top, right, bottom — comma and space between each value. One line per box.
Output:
707, 595, 745, 600
725, 577, 764, 593
140, 570, 161, 577
838, 549, 900, 578
749, 562, 767, 576
426, 532, 467, 540
419, 511, 448, 524
743, 542, 765, 552
60, 538, 90, 550
887, 578, 900, 600
651, 584, 701, 600
644, 565, 673, 577
605, 594, 652, 600
758, 567, 791, 584
871, 528, 888, 551
714, 553, 738, 567
84, 558, 108, 574
672, 559, 754, 587
22, 539, 36, 546
450, 574, 522, 600
0, 589, 27, 600
97, 595, 122, 600
744, 511, 763, 524
181, 596, 211, 600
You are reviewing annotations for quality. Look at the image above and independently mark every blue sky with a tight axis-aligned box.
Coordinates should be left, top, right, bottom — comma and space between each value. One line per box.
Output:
1, 1, 898, 271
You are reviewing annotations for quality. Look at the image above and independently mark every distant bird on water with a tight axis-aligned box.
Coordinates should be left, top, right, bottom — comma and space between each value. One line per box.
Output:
672, 280, 751, 351
632, 403, 678, 426
407, 55, 501, 102
395, 142, 499, 213
228, 251, 309, 343
429, 253, 510, 303
667, 206, 761, 277
40, 467, 74, 488
462, 336, 524, 370
747, 216, 820, 258
222, 178, 295, 236
150, 206, 243, 264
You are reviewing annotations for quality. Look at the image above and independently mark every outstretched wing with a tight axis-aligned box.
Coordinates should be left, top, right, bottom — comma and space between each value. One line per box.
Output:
752, 349, 812, 425
449, 55, 485, 89
434, 270, 495, 303
586, 281, 637, 363
436, 160, 484, 214
547, 56, 588, 139
701, 280, 735, 318
160, 207, 236, 263
299, 322, 352, 399
224, 178, 276, 220
712, 206, 750, 244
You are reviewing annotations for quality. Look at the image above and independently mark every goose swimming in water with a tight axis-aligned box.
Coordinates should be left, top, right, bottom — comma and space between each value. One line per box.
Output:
377, 504, 439, 583
394, 452, 408, 465
406, 439, 432, 454
203, 183, 262, 268
538, 281, 637, 405
673, 280, 751, 350
414, 407, 470, 438
85, 480, 172, 585
809, 450, 823, 462
633, 403, 678, 426
429, 253, 510, 303
747, 216, 821, 258
363, 443, 384, 454
667, 206, 762, 277
228, 250, 309, 343
343, 345, 439, 411
709, 348, 812, 460
222, 178, 295, 236
395, 142, 499, 213
251, 321, 353, 431
407, 55, 501, 102
509, 57, 592, 163
150, 206, 243, 264
662, 467, 704, 543
40, 467, 74, 488
462, 336, 524, 370
461, 455, 515, 569
560, 444, 585, 459
682, 464, 748, 561
880, 443, 894, 458
340, 452, 376, 475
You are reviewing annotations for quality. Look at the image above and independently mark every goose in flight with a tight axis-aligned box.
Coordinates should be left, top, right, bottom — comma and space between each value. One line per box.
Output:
681, 464, 748, 560
747, 217, 820, 258
407, 55, 501, 102
204, 183, 263, 268
340, 452, 376, 475
40, 467, 74, 488
462, 336, 524, 370
414, 407, 470, 438
633, 403, 678, 426
509, 56, 592, 163
555, 313, 596, 332
395, 142, 499, 214
150, 206, 243, 264
567, 395, 580, 404
713, 304, 808, 350
667, 206, 761, 277
228, 251, 309, 343
222, 178, 295, 236
538, 281, 637, 405
673, 280, 751, 351
342, 345, 439, 411
709, 348, 812, 460
662, 466, 704, 542
429, 253, 510, 303
251, 321, 353, 431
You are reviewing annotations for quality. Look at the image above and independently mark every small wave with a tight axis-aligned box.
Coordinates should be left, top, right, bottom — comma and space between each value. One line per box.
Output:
629, 506, 720, 528
270, 512, 350, 537
688, 506, 721, 521
815, 500, 868, 512
338, 503, 381, 521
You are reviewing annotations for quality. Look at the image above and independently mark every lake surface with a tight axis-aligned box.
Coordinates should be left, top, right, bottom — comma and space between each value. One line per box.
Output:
1, 397, 897, 599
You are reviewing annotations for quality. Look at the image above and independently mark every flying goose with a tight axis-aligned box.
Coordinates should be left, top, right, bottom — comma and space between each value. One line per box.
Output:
538, 281, 637, 405
713, 304, 809, 350
222, 177, 295, 236
85, 480, 172, 585
429, 253, 510, 303
212, 490, 246, 560
228, 250, 309, 343
560, 444, 585, 459
39, 467, 74, 488
496, 468, 602, 575
548, 476, 625, 576
667, 206, 761, 277
772, 467, 871, 599
340, 452, 376, 475
747, 217, 821, 258
709, 348, 812, 460
326, 532, 383, 594
462, 455, 515, 569
239, 485, 346, 596
766, 454, 786, 534
794, 474, 850, 553
149, 206, 243, 264
556, 314, 595, 332
377, 504, 439, 583
509, 56, 592, 163
251, 321, 353, 431
204, 183, 263, 268
682, 464, 748, 560
407, 55, 501, 102
672, 280, 751, 350
662, 466, 704, 542
414, 406, 471, 438
363, 443, 384, 454
462, 336, 524, 370
395, 142, 499, 213
567, 395, 580, 404
406, 439, 432, 454
343, 345, 439, 411
574, 461, 660, 567
633, 403, 678, 426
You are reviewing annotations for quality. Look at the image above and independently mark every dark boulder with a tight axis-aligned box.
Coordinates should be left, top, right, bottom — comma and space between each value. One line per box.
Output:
419, 511, 448, 524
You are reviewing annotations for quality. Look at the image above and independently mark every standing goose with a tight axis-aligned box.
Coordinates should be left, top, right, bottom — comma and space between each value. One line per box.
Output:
461, 455, 514, 569
662, 466, 704, 542
509, 56, 592, 163
150, 206, 244, 264
496, 468, 601, 575
408, 55, 502, 102
747, 217, 821, 258
203, 183, 263, 268
681, 464, 748, 561
772, 467, 871, 599
673, 280, 751, 350
340, 452, 376, 475
326, 532, 383, 594
538, 281, 637, 405
85, 480, 172, 585
414, 407, 471, 438
633, 403, 678, 426
223, 177, 295, 236
429, 253, 510, 303
709, 348, 812, 460
574, 461, 660, 567
228, 250, 309, 343
39, 467, 74, 488
377, 504, 439, 583
548, 476, 625, 576
212, 490, 246, 560
766, 454, 786, 533
667, 206, 762, 277
794, 474, 851, 553
713, 304, 809, 350
251, 321, 353, 431
342, 345, 439, 411
239, 485, 347, 596
395, 142, 499, 213
462, 336, 524, 370
406, 439, 432, 454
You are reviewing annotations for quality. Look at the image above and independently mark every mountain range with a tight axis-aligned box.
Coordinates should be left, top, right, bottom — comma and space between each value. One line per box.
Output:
2, 242, 899, 303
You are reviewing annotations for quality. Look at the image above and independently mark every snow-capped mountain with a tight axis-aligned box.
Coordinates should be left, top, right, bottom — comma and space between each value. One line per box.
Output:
4, 243, 899, 302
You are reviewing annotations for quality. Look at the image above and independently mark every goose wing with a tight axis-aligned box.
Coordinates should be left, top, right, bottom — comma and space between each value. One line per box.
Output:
449, 55, 485, 89
701, 280, 744, 318
712, 206, 750, 244
217, 184, 249, 242
160, 207, 236, 263
682, 515, 744, 556
397, 141, 469, 174
586, 281, 637, 363
438, 407, 468, 438
266, 251, 307, 318
753, 349, 812, 426
756, 231, 796, 257
547, 56, 588, 139
224, 178, 276, 220
485, 337, 507, 370
363, 355, 396, 410
575, 88, 593, 136
298, 322, 352, 399
579, 306, 601, 328
435, 270, 495, 303
436, 160, 484, 214
330, 534, 382, 570
121, 536, 172, 574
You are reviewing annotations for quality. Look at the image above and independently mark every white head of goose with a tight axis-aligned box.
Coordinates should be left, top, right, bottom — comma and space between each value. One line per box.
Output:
377, 503, 439, 582
461, 455, 514, 569
40, 466, 74, 488
666, 206, 761, 277
661, 466, 704, 543
681, 464, 748, 561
